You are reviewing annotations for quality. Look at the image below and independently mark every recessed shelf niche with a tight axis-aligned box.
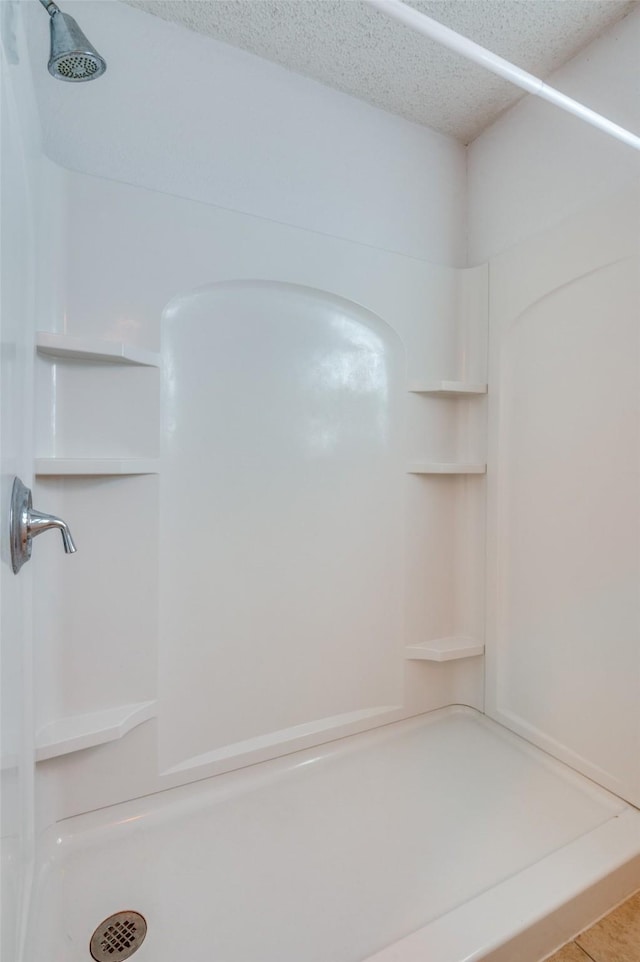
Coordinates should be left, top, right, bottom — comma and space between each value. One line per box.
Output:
36, 701, 157, 761
35, 458, 159, 476
406, 338, 487, 669
35, 331, 160, 473
407, 376, 487, 474
405, 636, 484, 662
34, 331, 160, 763
36, 332, 160, 368
407, 462, 486, 475
408, 381, 487, 397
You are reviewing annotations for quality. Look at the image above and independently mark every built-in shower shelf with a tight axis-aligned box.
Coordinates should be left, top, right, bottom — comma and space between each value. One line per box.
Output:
35, 458, 159, 476
407, 462, 486, 475
408, 381, 487, 397
35, 700, 157, 761
36, 332, 161, 367
405, 636, 485, 662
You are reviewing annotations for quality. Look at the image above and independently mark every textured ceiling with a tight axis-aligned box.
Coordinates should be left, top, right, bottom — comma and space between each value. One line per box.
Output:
122, 0, 639, 143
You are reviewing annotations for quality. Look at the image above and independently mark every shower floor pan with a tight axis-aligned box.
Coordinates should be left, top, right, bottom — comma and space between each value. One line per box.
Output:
29, 706, 640, 962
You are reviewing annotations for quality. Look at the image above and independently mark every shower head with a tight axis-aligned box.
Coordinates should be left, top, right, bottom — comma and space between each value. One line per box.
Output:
38, 0, 106, 82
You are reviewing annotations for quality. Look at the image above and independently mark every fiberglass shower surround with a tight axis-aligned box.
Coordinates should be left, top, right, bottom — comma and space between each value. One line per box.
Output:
3, 1, 640, 962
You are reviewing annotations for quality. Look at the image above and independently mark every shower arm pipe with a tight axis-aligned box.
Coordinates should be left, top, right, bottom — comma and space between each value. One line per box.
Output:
38, 0, 61, 17
366, 0, 640, 151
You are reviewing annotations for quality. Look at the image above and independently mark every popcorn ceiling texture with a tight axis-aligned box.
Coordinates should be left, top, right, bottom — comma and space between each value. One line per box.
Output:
121, 0, 638, 143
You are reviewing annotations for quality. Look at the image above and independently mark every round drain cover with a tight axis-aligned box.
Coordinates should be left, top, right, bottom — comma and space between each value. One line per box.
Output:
89, 910, 147, 961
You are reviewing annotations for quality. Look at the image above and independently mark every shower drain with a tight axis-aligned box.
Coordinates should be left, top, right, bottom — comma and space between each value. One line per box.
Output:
89, 911, 147, 961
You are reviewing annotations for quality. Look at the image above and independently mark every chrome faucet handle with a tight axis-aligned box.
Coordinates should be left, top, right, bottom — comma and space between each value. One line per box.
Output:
10, 476, 77, 574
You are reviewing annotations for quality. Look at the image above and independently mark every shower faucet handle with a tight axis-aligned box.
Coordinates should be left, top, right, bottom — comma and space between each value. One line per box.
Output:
10, 476, 77, 574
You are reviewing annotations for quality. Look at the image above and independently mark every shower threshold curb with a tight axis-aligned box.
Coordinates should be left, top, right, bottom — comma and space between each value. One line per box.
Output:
363, 807, 640, 962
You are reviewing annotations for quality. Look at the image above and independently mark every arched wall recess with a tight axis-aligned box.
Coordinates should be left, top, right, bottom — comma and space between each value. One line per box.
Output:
31, 170, 487, 816
158, 281, 408, 773
487, 189, 639, 326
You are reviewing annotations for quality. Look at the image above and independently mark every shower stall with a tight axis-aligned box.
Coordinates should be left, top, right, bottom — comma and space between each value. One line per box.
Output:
1, 2, 639, 961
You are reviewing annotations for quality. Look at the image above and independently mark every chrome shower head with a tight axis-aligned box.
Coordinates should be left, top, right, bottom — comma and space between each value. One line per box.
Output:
38, 0, 106, 82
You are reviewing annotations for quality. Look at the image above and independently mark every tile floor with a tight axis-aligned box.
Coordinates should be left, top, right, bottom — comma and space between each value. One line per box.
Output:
545, 890, 640, 962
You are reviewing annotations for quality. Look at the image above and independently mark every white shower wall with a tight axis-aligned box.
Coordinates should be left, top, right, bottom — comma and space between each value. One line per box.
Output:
28, 0, 467, 265
3, 1, 639, 956
27, 1, 486, 826
33, 169, 487, 824
469, 6, 640, 806
20, 0, 640, 833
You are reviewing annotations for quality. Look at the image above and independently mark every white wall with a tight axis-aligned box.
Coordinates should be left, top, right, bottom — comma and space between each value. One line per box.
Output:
485, 192, 640, 805
24, 0, 640, 828
24, 1, 485, 825
468, 4, 640, 264
468, 9, 640, 804
27, 0, 466, 266
33, 168, 486, 824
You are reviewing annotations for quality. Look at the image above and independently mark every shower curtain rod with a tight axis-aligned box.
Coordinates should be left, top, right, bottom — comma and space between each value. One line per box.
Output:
366, 0, 640, 151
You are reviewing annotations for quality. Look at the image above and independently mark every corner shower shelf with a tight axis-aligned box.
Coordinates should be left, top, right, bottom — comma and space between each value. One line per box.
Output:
36, 332, 161, 368
405, 636, 484, 662
35, 700, 157, 761
408, 381, 487, 397
407, 462, 486, 475
35, 458, 159, 476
